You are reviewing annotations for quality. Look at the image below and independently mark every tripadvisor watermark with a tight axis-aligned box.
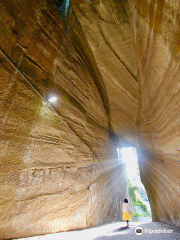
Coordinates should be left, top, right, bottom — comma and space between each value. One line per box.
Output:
135, 227, 173, 235
135, 227, 143, 235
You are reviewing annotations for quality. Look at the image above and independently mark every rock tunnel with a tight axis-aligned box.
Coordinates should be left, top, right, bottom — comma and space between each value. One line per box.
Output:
0, 0, 180, 239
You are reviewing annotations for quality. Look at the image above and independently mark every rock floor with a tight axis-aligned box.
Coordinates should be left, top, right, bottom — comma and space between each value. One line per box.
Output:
16, 222, 180, 240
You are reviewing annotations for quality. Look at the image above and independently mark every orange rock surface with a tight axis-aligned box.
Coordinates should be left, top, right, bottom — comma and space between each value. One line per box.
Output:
0, 0, 129, 238
1, 0, 180, 239
130, 0, 180, 226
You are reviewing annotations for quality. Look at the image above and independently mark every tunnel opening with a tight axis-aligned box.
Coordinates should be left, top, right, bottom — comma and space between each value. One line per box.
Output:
117, 147, 152, 222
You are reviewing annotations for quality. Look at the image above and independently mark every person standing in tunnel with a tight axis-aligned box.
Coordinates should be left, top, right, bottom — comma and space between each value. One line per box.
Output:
122, 198, 132, 227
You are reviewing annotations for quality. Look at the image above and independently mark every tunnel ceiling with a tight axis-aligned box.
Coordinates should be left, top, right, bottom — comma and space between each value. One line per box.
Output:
69, 0, 139, 145
0, 0, 180, 239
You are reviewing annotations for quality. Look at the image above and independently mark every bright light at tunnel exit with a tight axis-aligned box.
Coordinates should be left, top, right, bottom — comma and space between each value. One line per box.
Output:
117, 147, 152, 221
119, 147, 139, 179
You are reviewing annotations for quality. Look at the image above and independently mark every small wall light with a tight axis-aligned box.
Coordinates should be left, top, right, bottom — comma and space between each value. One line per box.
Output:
47, 95, 58, 103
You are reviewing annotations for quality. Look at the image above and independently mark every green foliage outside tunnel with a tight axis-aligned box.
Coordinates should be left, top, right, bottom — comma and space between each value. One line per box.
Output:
118, 147, 152, 222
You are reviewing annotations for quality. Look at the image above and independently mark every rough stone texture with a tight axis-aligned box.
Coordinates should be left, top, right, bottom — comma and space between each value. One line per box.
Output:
130, 0, 180, 227
2, 0, 180, 239
0, 0, 129, 239
71, 0, 180, 229
70, 0, 138, 144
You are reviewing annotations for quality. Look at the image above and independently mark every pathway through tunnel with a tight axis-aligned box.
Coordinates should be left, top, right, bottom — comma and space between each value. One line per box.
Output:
117, 147, 152, 223
15, 146, 179, 240
16, 222, 180, 240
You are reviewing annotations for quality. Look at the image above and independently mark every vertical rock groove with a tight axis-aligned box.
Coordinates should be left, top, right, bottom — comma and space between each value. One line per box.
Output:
130, 0, 180, 226
0, 0, 129, 238
2, 0, 180, 238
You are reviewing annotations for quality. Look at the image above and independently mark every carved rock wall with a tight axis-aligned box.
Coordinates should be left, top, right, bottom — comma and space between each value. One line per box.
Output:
0, 0, 128, 238
70, 0, 138, 144
130, 0, 180, 226
3, 0, 179, 237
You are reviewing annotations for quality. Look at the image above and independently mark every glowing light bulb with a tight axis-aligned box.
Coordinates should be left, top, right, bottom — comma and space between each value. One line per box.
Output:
47, 96, 57, 103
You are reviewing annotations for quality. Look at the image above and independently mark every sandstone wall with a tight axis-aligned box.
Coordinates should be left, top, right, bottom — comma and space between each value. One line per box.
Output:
0, 0, 128, 238
3, 0, 178, 236
130, 0, 180, 226
70, 0, 139, 144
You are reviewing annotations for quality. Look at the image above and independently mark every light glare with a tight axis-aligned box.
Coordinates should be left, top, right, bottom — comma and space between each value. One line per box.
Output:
47, 96, 57, 103
120, 147, 138, 179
